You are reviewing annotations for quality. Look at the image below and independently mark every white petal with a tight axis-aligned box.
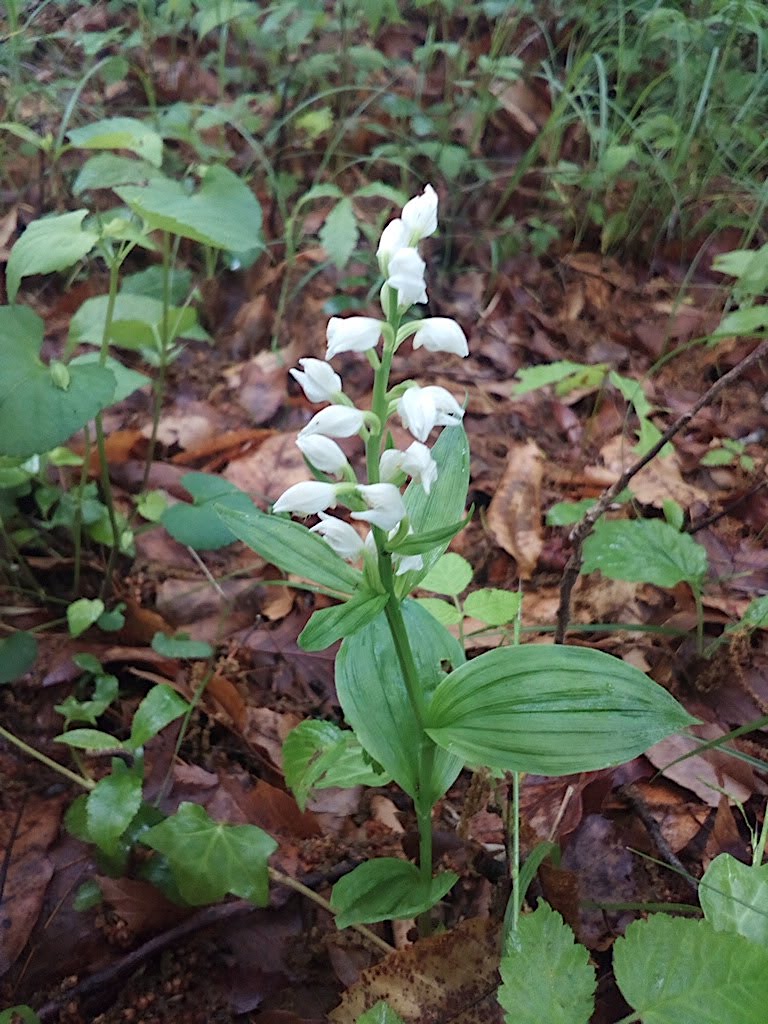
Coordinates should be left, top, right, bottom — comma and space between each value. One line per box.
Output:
376, 218, 409, 272
290, 358, 342, 402
394, 552, 424, 576
351, 483, 407, 532
397, 386, 438, 442
386, 247, 428, 308
326, 316, 382, 360
296, 434, 350, 476
401, 184, 438, 243
401, 441, 438, 494
298, 405, 366, 439
412, 317, 469, 357
422, 385, 464, 426
379, 448, 405, 483
272, 481, 338, 516
309, 513, 365, 561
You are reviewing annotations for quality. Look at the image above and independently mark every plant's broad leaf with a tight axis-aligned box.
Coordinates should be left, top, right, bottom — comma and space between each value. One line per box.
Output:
499, 901, 595, 1024
298, 591, 388, 651
425, 645, 697, 775
129, 684, 190, 750
162, 472, 256, 550
613, 915, 768, 1024
386, 511, 471, 555
150, 632, 214, 659
85, 759, 143, 856
728, 595, 768, 634
73, 153, 166, 194
336, 600, 464, 803
116, 164, 263, 253
0, 631, 38, 684
6, 211, 100, 303
320, 197, 359, 268
283, 720, 391, 811
419, 553, 473, 596
69, 352, 149, 402
67, 117, 163, 166
512, 360, 606, 396
216, 502, 362, 595
331, 858, 457, 928
140, 802, 277, 905
464, 588, 521, 626
715, 306, 768, 336
355, 1002, 407, 1024
0, 1005, 42, 1023
67, 598, 105, 638
700, 854, 768, 948
582, 518, 708, 588
68, 293, 202, 351
54, 728, 125, 752
415, 597, 463, 627
395, 426, 470, 597
0, 307, 116, 457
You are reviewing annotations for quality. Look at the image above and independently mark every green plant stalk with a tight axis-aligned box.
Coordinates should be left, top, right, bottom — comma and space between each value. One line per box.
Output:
510, 770, 521, 936
0, 724, 94, 791
141, 232, 173, 492
0, 517, 44, 599
72, 424, 92, 596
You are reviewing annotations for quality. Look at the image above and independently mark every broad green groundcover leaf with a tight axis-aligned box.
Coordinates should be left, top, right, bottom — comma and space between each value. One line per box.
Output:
129, 684, 189, 749
151, 632, 214, 659
613, 915, 768, 1024
331, 858, 457, 928
141, 802, 277, 905
336, 600, 464, 803
498, 902, 595, 1024
320, 197, 359, 268
425, 645, 696, 775
162, 472, 257, 550
419, 552, 473, 596
116, 164, 263, 253
0, 306, 116, 457
67, 598, 104, 637
73, 153, 166, 194
69, 352, 148, 402
0, 631, 38, 684
464, 588, 521, 626
216, 502, 362, 595
86, 758, 143, 856
6, 210, 100, 303
582, 518, 708, 588
700, 853, 768, 948
67, 117, 163, 165
69, 293, 204, 351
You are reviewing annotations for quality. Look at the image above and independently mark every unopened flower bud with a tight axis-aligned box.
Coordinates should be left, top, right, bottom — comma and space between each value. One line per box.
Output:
401, 184, 438, 244
298, 405, 366, 439
290, 358, 342, 402
272, 481, 338, 517
296, 434, 350, 477
326, 316, 382, 360
412, 317, 468, 357
352, 483, 407, 532
309, 514, 365, 561
385, 248, 428, 309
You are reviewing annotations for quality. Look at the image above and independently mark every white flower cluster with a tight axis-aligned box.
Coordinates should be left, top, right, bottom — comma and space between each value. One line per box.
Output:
273, 185, 468, 574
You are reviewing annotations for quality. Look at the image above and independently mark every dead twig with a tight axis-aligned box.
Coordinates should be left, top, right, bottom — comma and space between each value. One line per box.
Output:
554, 339, 768, 643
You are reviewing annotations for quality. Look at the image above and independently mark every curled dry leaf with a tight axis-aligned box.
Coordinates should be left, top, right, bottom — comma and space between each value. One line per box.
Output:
486, 440, 544, 580
599, 435, 708, 509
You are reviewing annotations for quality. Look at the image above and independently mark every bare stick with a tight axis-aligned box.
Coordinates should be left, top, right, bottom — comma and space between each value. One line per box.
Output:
555, 339, 768, 644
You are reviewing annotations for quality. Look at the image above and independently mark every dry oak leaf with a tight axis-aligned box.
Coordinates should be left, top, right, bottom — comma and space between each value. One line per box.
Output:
486, 440, 544, 580
599, 435, 708, 509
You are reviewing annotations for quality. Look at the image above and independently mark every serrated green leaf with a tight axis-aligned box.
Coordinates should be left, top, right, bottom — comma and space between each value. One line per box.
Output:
0, 306, 116, 458
216, 502, 362, 595
6, 211, 100, 303
464, 588, 521, 626
320, 198, 359, 269
700, 853, 768, 948
67, 598, 105, 638
425, 645, 697, 775
129, 684, 189, 749
298, 591, 388, 651
336, 600, 464, 803
614, 915, 768, 1024
140, 802, 277, 905
330, 858, 457, 928
86, 758, 143, 855
415, 597, 463, 627
73, 153, 166, 194
151, 632, 213, 659
419, 552, 473, 596
582, 518, 708, 588
0, 631, 38, 684
54, 728, 125, 752
116, 164, 263, 253
499, 901, 595, 1024
162, 472, 257, 550
67, 117, 163, 166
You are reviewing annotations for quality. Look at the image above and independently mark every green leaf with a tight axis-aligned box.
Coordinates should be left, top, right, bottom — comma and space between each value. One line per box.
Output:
6, 211, 100, 303
151, 632, 213, 659
728, 595, 768, 634
0, 1006, 42, 1023
73, 153, 166, 194
330, 858, 457, 928
0, 631, 38, 684
86, 758, 143, 855
216, 502, 362, 595
498, 901, 595, 1024
129, 684, 189, 749
613, 915, 768, 1024
546, 499, 597, 526
700, 854, 768, 948
415, 597, 463, 627
0, 306, 116, 458
582, 518, 708, 588
67, 598, 105, 638
73, 879, 103, 911
283, 720, 391, 811
320, 198, 359, 269
68, 352, 148, 402
355, 1002, 407, 1024
116, 164, 263, 253
336, 600, 464, 803
385, 511, 471, 555
715, 306, 768, 336
140, 802, 277, 905
69, 293, 202, 351
67, 117, 163, 166
464, 588, 521, 626
54, 728, 125, 752
298, 591, 388, 651
419, 552, 473, 596
425, 645, 697, 775
512, 361, 606, 396
162, 472, 257, 550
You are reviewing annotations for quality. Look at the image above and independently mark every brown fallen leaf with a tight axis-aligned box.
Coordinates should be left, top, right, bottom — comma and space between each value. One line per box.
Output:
486, 440, 544, 580
599, 435, 708, 509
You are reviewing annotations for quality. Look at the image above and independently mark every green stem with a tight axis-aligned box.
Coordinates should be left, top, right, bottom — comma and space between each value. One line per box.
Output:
0, 724, 94, 790
511, 771, 521, 935
141, 232, 172, 492
95, 257, 123, 601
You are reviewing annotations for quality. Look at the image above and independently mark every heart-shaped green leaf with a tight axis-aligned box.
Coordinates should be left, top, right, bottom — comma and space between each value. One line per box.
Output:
582, 518, 708, 589
6, 211, 100, 303
67, 117, 163, 166
0, 631, 38, 684
129, 684, 189, 750
86, 759, 143, 856
700, 853, 768, 948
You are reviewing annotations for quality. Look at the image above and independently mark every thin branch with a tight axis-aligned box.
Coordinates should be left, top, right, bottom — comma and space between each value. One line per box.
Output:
555, 339, 768, 643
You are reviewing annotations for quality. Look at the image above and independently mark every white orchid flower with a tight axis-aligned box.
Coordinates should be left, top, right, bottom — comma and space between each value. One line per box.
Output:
379, 441, 438, 494
401, 184, 438, 244
272, 481, 339, 517
290, 358, 342, 403
412, 317, 468, 357
309, 513, 365, 561
326, 316, 382, 360
385, 248, 428, 309
398, 384, 464, 442
376, 218, 409, 274
298, 405, 366, 439
296, 434, 350, 477
351, 483, 407, 532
